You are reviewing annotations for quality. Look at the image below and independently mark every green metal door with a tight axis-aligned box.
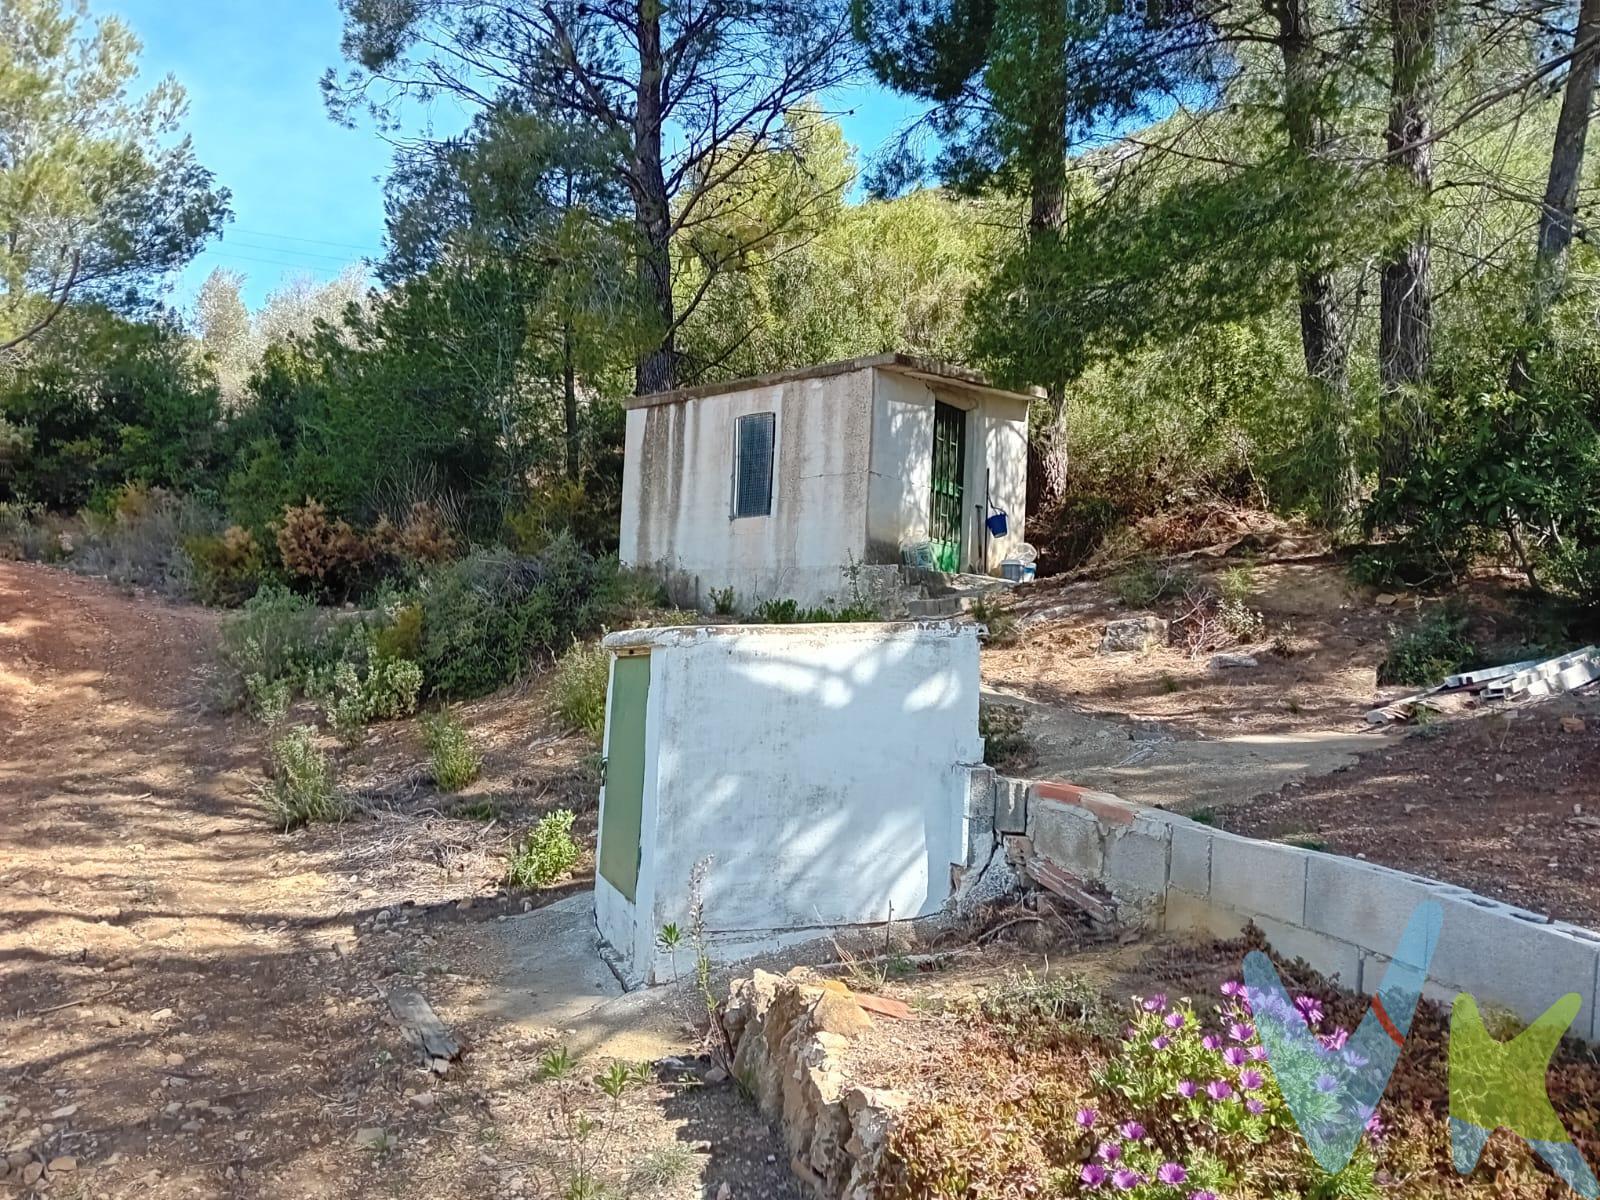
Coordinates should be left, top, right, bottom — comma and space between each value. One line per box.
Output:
930, 401, 967, 572
598, 652, 649, 902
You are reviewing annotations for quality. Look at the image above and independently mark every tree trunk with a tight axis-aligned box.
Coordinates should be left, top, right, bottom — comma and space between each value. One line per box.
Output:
1026, 12, 1071, 509
562, 322, 580, 480
1531, 0, 1600, 318
633, 0, 676, 396
1378, 0, 1435, 482
1268, 0, 1357, 518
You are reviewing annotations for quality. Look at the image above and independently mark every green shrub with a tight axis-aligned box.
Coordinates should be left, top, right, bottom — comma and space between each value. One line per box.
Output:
423, 711, 481, 791
504, 479, 619, 555
308, 649, 424, 744
751, 596, 883, 623
980, 702, 1033, 769
1378, 609, 1477, 686
417, 537, 624, 698
263, 726, 349, 830
1217, 563, 1256, 605
1110, 558, 1190, 608
506, 809, 581, 888
752, 597, 801, 623
709, 586, 737, 615
551, 640, 610, 744
219, 585, 327, 701
185, 524, 265, 606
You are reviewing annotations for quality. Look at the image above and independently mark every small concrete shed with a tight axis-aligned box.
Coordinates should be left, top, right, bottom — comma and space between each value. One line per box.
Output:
592, 621, 989, 986
619, 354, 1034, 610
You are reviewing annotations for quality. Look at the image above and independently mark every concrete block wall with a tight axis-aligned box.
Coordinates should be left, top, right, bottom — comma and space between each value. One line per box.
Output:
1001, 776, 1600, 1042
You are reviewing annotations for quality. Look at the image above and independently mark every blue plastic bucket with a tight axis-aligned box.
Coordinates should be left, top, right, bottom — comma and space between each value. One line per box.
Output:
986, 511, 1009, 537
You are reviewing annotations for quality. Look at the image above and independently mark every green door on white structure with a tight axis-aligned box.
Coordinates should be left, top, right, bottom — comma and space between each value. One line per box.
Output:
598, 652, 649, 902
930, 401, 966, 573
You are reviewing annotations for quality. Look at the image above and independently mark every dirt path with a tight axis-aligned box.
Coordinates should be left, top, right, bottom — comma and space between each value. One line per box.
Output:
0, 562, 799, 1200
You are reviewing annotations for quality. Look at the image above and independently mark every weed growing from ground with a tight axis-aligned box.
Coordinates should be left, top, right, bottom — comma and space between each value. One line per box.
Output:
1378, 608, 1477, 686
536, 1046, 652, 1200
969, 595, 1019, 645
262, 725, 349, 830
551, 640, 610, 744
506, 809, 581, 888
980, 702, 1033, 770
423, 710, 481, 791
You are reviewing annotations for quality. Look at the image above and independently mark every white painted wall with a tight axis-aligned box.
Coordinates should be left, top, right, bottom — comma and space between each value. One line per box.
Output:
621, 363, 1032, 605
594, 622, 986, 985
866, 371, 1030, 573
620, 371, 875, 609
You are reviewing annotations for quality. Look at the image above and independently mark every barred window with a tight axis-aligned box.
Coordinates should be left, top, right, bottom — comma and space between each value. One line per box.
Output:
733, 412, 775, 518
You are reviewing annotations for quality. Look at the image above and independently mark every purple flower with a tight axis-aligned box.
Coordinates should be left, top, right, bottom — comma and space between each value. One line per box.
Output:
1190, 1191, 1219, 1200
1080, 1164, 1109, 1188
1097, 1141, 1122, 1162
1222, 1046, 1247, 1067
1119, 1121, 1145, 1141
1206, 1080, 1233, 1101
1123, 1025, 1138, 1041
1220, 980, 1244, 998
1294, 995, 1324, 1025
1239, 1069, 1264, 1091
1322, 1026, 1350, 1051
1245, 1099, 1266, 1115
1366, 1113, 1387, 1141
1076, 1108, 1098, 1129
1142, 993, 1169, 1013
1176, 1080, 1198, 1099
1111, 1169, 1143, 1190
1164, 1010, 1187, 1029
1228, 1021, 1253, 1042
1152, 1035, 1171, 1050
1315, 1073, 1339, 1094
1249, 1045, 1268, 1061
1157, 1163, 1188, 1186
1343, 1048, 1369, 1069
1201, 1034, 1221, 1051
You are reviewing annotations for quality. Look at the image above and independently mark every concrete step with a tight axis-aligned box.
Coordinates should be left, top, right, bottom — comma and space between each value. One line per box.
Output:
906, 596, 966, 618
905, 567, 1016, 600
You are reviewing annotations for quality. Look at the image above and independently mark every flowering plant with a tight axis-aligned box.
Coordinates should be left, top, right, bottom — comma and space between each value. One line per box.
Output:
1073, 984, 1381, 1198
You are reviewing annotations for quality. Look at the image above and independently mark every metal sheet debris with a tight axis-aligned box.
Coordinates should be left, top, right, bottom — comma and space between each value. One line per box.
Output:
1368, 645, 1600, 725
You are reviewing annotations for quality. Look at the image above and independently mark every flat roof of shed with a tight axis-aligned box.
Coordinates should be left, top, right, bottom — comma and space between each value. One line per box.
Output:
623, 353, 1044, 410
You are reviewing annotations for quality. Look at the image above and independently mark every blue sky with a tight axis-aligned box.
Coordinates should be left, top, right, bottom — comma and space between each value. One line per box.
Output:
104, 1, 926, 311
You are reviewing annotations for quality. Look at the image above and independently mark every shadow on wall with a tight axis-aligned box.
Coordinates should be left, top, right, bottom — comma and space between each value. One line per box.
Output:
598, 624, 986, 979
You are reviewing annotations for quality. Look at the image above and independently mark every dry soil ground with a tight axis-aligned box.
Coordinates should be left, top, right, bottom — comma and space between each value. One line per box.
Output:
984, 554, 1600, 927
0, 560, 800, 1200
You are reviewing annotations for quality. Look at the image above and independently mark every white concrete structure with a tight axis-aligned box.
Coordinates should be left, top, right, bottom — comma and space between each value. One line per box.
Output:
619, 354, 1034, 610
593, 621, 988, 986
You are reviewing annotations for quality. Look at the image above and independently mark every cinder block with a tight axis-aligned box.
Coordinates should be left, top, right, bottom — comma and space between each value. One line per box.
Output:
1028, 796, 1105, 878
1103, 816, 1171, 898
1209, 833, 1311, 925
1303, 857, 1443, 959
1428, 893, 1600, 1034
1169, 823, 1213, 898
1163, 888, 1249, 940
995, 776, 1029, 834
1251, 916, 1363, 989
963, 765, 997, 818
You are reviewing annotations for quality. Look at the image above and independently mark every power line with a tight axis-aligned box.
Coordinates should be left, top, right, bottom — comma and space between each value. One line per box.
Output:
206, 250, 352, 278
223, 238, 372, 265
230, 226, 387, 254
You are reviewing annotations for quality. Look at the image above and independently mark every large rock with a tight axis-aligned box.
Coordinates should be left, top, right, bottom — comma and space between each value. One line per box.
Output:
723, 974, 909, 1200
1100, 616, 1168, 654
